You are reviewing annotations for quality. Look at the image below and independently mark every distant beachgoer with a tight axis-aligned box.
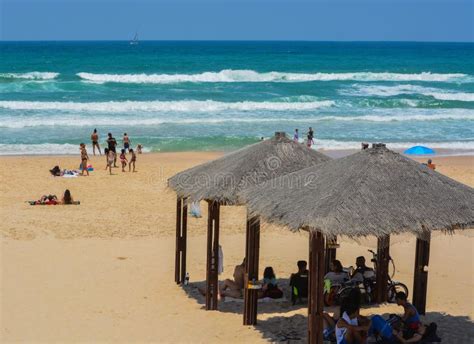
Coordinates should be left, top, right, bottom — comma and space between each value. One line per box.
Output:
61, 189, 74, 205
80, 143, 89, 176
258, 266, 283, 299
123, 133, 131, 152
361, 143, 369, 150
107, 133, 118, 167
91, 129, 101, 155
136, 144, 143, 154
219, 259, 246, 298
106, 149, 115, 175
294, 129, 299, 142
307, 127, 315, 147
427, 159, 436, 171
120, 149, 128, 172
129, 148, 137, 172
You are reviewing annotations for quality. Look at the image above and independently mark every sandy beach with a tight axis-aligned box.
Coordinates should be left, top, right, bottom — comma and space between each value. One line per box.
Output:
1, 152, 473, 343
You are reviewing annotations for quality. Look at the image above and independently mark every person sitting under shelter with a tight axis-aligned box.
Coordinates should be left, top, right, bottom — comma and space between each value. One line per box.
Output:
219, 258, 245, 298
325, 260, 350, 286
335, 292, 371, 344
289, 260, 309, 304
258, 266, 283, 299
350, 256, 374, 283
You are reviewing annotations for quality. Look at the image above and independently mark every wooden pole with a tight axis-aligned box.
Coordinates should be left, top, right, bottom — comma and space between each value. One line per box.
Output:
174, 197, 188, 284
243, 215, 260, 325
375, 235, 390, 303
206, 201, 220, 310
324, 236, 338, 274
308, 231, 325, 344
412, 232, 431, 315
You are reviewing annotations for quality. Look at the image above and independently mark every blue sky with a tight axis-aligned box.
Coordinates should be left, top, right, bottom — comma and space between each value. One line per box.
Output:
1, 0, 473, 41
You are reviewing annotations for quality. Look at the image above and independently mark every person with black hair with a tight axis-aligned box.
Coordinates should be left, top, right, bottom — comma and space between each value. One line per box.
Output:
290, 260, 309, 303
335, 288, 371, 344
258, 266, 283, 299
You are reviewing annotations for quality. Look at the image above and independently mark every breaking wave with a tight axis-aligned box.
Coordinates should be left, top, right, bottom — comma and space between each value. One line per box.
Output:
0, 72, 60, 80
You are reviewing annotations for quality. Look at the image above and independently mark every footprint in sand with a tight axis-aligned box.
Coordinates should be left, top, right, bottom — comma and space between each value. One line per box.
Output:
117, 257, 128, 260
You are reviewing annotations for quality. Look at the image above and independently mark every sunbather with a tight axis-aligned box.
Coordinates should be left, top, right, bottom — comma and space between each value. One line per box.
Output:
219, 258, 246, 298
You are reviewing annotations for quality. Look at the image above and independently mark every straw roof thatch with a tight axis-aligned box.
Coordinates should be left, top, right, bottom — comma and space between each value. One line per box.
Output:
168, 133, 331, 205
240, 144, 474, 238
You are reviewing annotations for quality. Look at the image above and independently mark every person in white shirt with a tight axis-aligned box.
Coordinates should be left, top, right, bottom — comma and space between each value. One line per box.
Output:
336, 301, 371, 344
324, 260, 350, 286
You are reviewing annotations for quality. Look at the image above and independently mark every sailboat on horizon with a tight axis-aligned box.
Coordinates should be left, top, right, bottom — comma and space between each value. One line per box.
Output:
130, 32, 139, 45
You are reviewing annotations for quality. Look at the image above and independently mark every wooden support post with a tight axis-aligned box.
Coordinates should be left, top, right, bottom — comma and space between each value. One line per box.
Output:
205, 201, 220, 310
324, 236, 338, 274
174, 197, 188, 284
375, 235, 390, 303
413, 232, 431, 315
243, 215, 260, 325
308, 231, 325, 344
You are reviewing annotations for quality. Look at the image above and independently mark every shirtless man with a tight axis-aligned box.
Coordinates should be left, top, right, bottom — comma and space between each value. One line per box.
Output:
123, 133, 131, 152
91, 129, 101, 155
219, 259, 246, 298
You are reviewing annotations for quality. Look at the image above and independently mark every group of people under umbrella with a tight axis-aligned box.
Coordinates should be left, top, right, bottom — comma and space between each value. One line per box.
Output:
168, 132, 474, 344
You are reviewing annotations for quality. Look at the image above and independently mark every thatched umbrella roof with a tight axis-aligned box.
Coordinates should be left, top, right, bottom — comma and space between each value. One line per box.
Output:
168, 133, 331, 205
240, 144, 474, 238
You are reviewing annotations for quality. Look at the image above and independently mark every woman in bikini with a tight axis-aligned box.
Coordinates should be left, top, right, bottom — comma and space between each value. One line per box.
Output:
120, 149, 128, 172
91, 129, 101, 155
80, 143, 89, 176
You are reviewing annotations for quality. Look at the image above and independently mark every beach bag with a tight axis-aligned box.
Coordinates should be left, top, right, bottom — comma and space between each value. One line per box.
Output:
421, 323, 441, 342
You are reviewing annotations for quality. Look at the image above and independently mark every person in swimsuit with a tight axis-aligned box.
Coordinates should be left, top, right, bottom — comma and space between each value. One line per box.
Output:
107, 133, 118, 167
307, 126, 315, 147
123, 133, 131, 152
80, 143, 89, 176
129, 148, 137, 172
219, 258, 246, 298
105, 148, 114, 175
136, 144, 143, 154
293, 129, 299, 142
91, 129, 101, 155
119, 149, 128, 172
61, 189, 74, 205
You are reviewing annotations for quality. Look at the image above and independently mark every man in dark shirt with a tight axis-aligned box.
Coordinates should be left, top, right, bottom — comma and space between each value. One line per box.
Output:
107, 133, 118, 167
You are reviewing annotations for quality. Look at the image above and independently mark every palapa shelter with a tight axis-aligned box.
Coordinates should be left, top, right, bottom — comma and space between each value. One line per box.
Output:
240, 143, 474, 343
168, 132, 331, 323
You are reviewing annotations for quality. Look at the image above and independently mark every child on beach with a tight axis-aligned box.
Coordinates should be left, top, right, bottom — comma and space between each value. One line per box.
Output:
136, 144, 143, 154
120, 149, 128, 172
80, 143, 89, 176
129, 148, 137, 172
293, 129, 299, 142
105, 148, 114, 175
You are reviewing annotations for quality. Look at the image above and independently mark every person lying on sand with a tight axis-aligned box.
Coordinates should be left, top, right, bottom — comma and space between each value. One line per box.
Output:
219, 259, 246, 298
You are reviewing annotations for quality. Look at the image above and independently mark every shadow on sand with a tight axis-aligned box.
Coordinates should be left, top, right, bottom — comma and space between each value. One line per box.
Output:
182, 278, 308, 315
182, 282, 473, 343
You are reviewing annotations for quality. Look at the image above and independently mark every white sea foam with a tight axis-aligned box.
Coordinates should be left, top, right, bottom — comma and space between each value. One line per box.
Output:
1, 110, 472, 128
0, 99, 335, 113
0, 72, 60, 80
1, 141, 473, 156
345, 84, 474, 102
76, 70, 470, 84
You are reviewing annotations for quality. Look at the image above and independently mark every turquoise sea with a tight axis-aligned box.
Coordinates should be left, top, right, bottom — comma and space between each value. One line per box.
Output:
0, 41, 473, 155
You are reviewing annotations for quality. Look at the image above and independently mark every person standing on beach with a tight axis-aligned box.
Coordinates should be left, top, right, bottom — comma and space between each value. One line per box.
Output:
123, 133, 131, 153
106, 133, 118, 167
294, 129, 299, 143
80, 143, 89, 176
91, 129, 101, 155
307, 127, 314, 147
129, 148, 137, 172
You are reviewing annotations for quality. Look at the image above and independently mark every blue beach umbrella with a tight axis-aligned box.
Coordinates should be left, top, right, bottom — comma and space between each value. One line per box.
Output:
404, 146, 436, 155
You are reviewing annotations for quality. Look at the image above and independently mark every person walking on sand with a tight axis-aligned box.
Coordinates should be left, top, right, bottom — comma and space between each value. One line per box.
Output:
91, 129, 101, 155
105, 148, 115, 175
129, 148, 137, 172
307, 126, 315, 147
106, 133, 118, 167
123, 133, 131, 152
80, 143, 89, 176
119, 149, 128, 172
